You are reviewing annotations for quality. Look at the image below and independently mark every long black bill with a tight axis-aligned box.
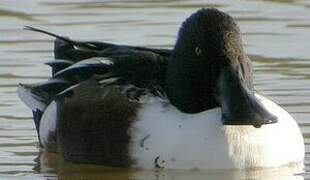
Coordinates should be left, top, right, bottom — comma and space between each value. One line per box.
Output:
215, 66, 278, 128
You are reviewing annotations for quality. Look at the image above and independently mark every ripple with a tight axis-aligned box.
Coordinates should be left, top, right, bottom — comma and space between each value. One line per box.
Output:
0, 0, 310, 179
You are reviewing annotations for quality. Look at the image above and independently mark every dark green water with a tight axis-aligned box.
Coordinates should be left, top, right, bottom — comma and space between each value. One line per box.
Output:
0, 0, 310, 179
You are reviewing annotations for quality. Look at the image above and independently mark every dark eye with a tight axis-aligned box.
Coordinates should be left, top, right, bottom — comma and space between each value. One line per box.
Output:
195, 47, 202, 56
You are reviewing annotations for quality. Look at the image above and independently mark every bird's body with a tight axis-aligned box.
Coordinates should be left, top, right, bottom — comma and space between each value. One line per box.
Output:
18, 8, 304, 170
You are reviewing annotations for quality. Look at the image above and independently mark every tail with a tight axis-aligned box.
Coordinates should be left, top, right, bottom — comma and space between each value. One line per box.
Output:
18, 79, 71, 111
18, 83, 47, 141
17, 79, 71, 136
17, 83, 48, 112
24, 26, 102, 51
24, 26, 76, 46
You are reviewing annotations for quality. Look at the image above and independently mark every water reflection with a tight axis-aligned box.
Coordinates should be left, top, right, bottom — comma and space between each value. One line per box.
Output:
36, 152, 304, 180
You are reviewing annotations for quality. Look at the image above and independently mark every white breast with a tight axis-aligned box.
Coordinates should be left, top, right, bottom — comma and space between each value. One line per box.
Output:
129, 94, 304, 170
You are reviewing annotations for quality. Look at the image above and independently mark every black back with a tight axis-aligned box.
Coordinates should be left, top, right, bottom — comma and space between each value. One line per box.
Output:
52, 33, 170, 95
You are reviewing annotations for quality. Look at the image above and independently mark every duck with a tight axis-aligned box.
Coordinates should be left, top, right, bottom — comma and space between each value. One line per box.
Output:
18, 8, 304, 170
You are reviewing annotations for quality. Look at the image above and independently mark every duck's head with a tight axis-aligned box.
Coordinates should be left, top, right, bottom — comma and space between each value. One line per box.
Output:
167, 8, 277, 128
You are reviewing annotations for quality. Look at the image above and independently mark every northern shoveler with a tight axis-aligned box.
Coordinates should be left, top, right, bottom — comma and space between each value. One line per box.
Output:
18, 8, 304, 170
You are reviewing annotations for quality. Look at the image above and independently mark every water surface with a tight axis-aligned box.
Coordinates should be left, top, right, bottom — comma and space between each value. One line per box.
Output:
0, 0, 310, 179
